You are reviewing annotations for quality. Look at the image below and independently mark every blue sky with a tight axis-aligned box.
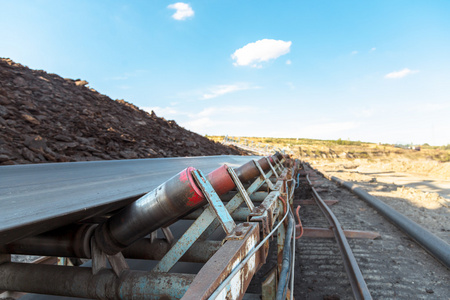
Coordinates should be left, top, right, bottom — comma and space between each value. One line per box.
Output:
1, 1, 449, 145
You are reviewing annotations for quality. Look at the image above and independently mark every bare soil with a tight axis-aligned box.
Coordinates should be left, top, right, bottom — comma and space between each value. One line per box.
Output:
0, 58, 248, 165
314, 160, 450, 243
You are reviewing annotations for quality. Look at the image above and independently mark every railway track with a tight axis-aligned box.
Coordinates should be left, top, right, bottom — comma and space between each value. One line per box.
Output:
1, 155, 449, 299
0, 154, 299, 299
294, 164, 449, 299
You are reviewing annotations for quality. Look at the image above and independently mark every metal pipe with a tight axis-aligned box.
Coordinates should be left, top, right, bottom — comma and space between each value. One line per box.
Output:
235, 153, 283, 183
121, 239, 220, 263
0, 224, 95, 258
0, 232, 220, 264
0, 263, 194, 299
94, 166, 233, 254
95, 154, 282, 254
215, 191, 269, 202
316, 168, 450, 269
276, 214, 294, 300
3, 154, 283, 259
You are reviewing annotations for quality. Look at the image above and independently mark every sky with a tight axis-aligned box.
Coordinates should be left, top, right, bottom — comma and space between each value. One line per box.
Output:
1, 1, 450, 145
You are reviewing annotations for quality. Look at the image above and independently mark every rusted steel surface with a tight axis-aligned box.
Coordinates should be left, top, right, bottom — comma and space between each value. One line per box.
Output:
182, 223, 261, 300
306, 169, 372, 300
0, 224, 95, 258
94, 154, 281, 255
0, 255, 57, 299
198, 170, 273, 241
0, 154, 292, 299
261, 268, 277, 300
227, 167, 255, 212
0, 263, 195, 299
122, 239, 221, 263
302, 227, 381, 239
294, 199, 339, 206
184, 206, 250, 222
94, 167, 209, 255
192, 169, 236, 236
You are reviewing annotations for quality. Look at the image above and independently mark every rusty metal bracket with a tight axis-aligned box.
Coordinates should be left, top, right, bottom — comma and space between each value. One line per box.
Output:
161, 226, 174, 244
91, 237, 106, 275
249, 191, 282, 264
262, 267, 277, 300
91, 237, 129, 277
265, 157, 279, 178
192, 169, 236, 236
150, 230, 158, 243
253, 159, 277, 191
153, 170, 270, 273
198, 169, 274, 241
225, 222, 253, 241
182, 223, 261, 300
227, 166, 255, 213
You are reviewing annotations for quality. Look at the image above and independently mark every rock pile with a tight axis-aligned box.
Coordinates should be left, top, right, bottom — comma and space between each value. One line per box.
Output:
0, 58, 246, 165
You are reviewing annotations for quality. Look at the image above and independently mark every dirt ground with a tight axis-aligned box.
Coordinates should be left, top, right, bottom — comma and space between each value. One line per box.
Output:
312, 160, 450, 243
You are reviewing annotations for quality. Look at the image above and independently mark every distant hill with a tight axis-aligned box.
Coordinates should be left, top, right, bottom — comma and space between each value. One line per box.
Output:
0, 58, 246, 165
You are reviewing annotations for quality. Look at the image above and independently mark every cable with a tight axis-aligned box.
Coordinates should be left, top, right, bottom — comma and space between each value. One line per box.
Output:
296, 171, 300, 189
278, 195, 287, 215
295, 205, 304, 239
276, 214, 294, 300
290, 210, 296, 300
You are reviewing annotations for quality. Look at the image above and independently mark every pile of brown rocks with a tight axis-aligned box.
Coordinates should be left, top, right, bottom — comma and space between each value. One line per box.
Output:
0, 58, 246, 165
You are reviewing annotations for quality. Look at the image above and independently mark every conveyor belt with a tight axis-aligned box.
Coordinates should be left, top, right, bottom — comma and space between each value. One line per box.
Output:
0, 155, 260, 245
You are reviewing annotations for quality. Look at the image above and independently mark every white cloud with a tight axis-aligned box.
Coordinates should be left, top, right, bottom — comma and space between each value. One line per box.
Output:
168, 2, 194, 20
370, 47, 376, 52
201, 83, 259, 100
231, 39, 292, 67
385, 68, 419, 79
351, 50, 358, 55
286, 59, 292, 65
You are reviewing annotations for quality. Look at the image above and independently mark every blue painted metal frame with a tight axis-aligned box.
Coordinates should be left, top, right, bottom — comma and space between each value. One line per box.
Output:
191, 169, 236, 236
153, 166, 276, 273
199, 168, 275, 240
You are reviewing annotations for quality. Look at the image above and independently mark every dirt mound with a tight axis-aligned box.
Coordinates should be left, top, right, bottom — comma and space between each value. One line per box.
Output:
0, 58, 246, 165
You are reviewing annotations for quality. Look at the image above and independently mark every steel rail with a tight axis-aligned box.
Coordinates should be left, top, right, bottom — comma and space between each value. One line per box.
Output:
306, 171, 372, 300
313, 166, 450, 269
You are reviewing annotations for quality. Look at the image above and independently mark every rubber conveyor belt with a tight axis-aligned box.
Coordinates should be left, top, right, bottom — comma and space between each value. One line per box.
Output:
0, 155, 261, 245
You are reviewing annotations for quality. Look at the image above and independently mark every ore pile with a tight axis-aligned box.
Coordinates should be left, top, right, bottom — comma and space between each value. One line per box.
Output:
0, 58, 245, 165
